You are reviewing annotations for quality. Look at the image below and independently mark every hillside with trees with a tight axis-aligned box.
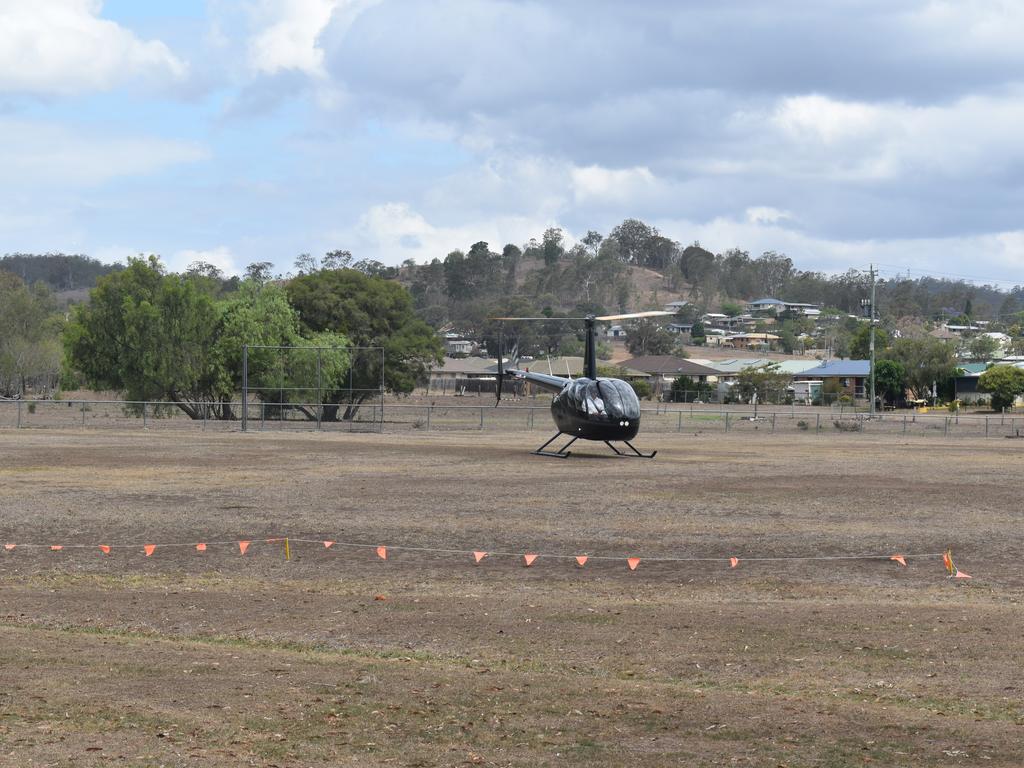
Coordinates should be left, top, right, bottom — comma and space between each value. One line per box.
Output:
400, 219, 1023, 333
6, 220, 1024, 406
1, 253, 123, 293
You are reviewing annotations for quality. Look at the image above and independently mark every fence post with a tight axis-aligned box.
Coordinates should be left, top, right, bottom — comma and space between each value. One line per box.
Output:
771, 412, 776, 432
480, 406, 484, 430
203, 405, 207, 431
725, 412, 730, 432
903, 413, 907, 435
82, 401, 86, 427
677, 410, 682, 432
142, 402, 147, 429
17, 400, 22, 428
943, 416, 948, 437
816, 413, 821, 433
426, 405, 431, 431
985, 416, 989, 437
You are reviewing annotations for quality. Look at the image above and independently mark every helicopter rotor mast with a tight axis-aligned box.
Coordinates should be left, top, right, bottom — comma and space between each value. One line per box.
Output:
489, 310, 674, 385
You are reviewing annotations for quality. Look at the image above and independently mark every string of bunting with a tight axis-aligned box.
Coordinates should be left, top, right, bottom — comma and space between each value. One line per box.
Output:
0, 538, 972, 578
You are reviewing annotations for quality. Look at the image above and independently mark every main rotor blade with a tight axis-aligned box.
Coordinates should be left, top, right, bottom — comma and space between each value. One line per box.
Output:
488, 316, 586, 321
594, 310, 675, 321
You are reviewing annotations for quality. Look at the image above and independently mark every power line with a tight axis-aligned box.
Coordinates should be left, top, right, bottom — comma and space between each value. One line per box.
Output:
873, 263, 1022, 289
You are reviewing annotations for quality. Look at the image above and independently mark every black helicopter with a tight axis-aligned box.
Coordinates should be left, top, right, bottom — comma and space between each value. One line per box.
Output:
493, 311, 672, 458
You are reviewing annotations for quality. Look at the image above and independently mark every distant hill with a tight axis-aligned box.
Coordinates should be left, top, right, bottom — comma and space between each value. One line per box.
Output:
0, 253, 122, 293
395, 219, 1024, 328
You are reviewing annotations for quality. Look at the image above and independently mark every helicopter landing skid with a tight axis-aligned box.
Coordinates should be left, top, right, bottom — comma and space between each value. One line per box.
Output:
531, 432, 578, 458
604, 440, 658, 459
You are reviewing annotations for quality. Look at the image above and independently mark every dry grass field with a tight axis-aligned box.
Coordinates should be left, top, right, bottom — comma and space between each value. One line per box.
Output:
0, 428, 1022, 767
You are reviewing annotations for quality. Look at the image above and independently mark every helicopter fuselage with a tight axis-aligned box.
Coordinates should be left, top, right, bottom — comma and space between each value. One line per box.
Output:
518, 372, 642, 441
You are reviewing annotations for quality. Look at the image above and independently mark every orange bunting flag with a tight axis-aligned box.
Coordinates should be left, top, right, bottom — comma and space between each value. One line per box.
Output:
575, 555, 588, 567
941, 549, 971, 578
523, 553, 538, 567
627, 557, 641, 571
238, 541, 251, 555
4, 544, 15, 551
942, 550, 954, 575
473, 551, 487, 564
50, 545, 63, 551
143, 544, 156, 557
376, 546, 387, 560
195, 542, 207, 552
890, 554, 907, 567
730, 557, 740, 568
98, 545, 111, 555
323, 541, 335, 549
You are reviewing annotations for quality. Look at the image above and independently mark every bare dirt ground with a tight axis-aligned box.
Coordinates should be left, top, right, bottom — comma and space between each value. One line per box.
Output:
0, 429, 1022, 767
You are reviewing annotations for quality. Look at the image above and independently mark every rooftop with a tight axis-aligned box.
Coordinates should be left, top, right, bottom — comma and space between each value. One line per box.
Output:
796, 360, 871, 377
619, 356, 722, 377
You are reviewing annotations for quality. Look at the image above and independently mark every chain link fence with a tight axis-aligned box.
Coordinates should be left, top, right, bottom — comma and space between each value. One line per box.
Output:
2, 398, 1022, 440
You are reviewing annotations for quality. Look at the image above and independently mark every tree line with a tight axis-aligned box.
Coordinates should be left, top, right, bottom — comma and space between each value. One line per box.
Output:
0, 253, 123, 293
7, 257, 442, 418
401, 218, 1023, 329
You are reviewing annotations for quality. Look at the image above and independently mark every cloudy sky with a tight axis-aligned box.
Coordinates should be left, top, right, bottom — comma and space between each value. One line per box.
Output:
2, 1, 1022, 282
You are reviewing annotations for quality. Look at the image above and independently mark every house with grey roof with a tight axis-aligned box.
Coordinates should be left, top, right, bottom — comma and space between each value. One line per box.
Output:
792, 360, 870, 399
747, 298, 821, 317
619, 356, 721, 397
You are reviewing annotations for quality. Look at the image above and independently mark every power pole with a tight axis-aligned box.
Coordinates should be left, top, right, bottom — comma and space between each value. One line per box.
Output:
869, 264, 876, 416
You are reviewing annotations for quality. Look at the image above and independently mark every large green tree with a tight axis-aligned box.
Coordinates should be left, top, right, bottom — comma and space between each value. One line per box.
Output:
882, 338, 958, 400
977, 365, 1024, 411
850, 324, 890, 359
64, 257, 221, 416
966, 334, 1000, 362
287, 268, 443, 413
0, 272, 62, 397
625, 318, 676, 356
873, 359, 907, 405
64, 257, 348, 419
211, 282, 349, 416
732, 364, 791, 404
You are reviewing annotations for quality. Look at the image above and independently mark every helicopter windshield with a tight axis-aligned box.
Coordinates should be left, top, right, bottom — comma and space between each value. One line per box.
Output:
563, 378, 640, 420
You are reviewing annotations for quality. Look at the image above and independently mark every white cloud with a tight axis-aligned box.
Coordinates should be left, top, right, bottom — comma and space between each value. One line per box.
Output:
348, 202, 554, 264
909, 1, 1024, 58
771, 94, 883, 145
0, 119, 207, 186
570, 165, 658, 204
247, 0, 379, 77
171, 246, 241, 276
0, 0, 186, 94
655, 212, 1024, 286
720, 89, 1024, 184
745, 207, 792, 225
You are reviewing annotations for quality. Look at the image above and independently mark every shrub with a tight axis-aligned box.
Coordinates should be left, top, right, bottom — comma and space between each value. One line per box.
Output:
833, 419, 863, 432
630, 380, 653, 400
978, 365, 1024, 411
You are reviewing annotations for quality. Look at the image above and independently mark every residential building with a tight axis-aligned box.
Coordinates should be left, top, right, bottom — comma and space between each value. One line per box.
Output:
619, 356, 721, 397
792, 360, 870, 399
746, 298, 821, 316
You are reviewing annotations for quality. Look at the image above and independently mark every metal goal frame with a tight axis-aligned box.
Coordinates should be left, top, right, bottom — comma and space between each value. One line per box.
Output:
240, 344, 385, 432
